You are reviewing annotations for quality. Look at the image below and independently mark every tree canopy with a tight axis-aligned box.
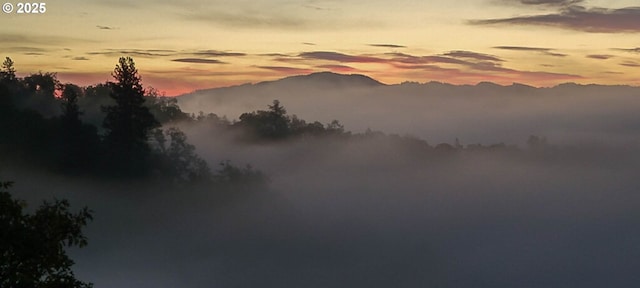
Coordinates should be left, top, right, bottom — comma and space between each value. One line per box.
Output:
0, 181, 93, 288
102, 57, 160, 176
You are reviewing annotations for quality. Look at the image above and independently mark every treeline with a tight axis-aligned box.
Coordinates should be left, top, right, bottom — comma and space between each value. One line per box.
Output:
1, 56, 560, 181
0, 57, 263, 184
0, 56, 353, 180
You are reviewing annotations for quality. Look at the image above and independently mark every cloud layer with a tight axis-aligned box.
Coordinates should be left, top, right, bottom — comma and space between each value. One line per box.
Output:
471, 6, 640, 33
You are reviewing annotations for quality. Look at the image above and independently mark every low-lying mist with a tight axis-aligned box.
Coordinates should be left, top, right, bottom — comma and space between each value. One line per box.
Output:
178, 78, 640, 146
5, 73, 640, 287
8, 113, 640, 287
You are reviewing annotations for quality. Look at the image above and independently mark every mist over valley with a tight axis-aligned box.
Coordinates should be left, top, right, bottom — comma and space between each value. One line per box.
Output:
2, 66, 640, 288
179, 72, 640, 145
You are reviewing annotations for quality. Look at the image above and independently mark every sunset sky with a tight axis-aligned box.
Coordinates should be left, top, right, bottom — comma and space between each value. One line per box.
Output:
1, 0, 639, 95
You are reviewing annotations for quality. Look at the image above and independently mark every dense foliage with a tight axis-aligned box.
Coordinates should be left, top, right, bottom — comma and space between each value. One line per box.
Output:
1, 57, 228, 182
0, 181, 93, 288
0, 56, 551, 182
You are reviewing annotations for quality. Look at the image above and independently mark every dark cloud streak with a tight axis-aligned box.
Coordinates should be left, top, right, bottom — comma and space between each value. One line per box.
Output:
257, 66, 315, 74
274, 50, 582, 84
299, 51, 388, 63
587, 54, 613, 60
613, 47, 640, 53
444, 50, 504, 62
369, 44, 407, 48
620, 61, 640, 67
88, 49, 174, 57
470, 6, 640, 33
316, 64, 361, 73
509, 0, 584, 6
172, 58, 226, 64
191, 50, 246, 57
493, 46, 567, 57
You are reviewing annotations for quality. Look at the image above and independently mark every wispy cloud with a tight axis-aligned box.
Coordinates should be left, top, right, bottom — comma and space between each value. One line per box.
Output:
72, 56, 90, 61
388, 53, 469, 65
172, 58, 226, 64
96, 25, 116, 30
470, 6, 640, 33
0, 33, 90, 46
369, 44, 407, 48
257, 66, 314, 74
393, 62, 581, 85
3, 46, 49, 53
88, 49, 175, 58
505, 0, 583, 6
444, 50, 504, 62
620, 61, 640, 67
613, 47, 640, 53
299, 51, 388, 63
316, 64, 361, 73
586, 54, 613, 60
493, 46, 567, 57
86, 49, 246, 60
190, 50, 246, 57
271, 49, 581, 85
494, 46, 551, 52
547, 51, 568, 57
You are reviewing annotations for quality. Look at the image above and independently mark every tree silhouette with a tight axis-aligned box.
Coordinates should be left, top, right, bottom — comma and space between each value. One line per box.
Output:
145, 87, 191, 124
80, 83, 115, 127
1, 57, 16, 82
0, 181, 93, 288
20, 72, 61, 117
151, 127, 211, 183
0, 57, 19, 112
60, 84, 82, 127
102, 57, 159, 176
238, 99, 291, 139
56, 84, 100, 172
267, 99, 289, 138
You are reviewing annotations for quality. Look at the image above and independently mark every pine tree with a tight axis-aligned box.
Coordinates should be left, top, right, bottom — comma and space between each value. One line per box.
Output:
1, 57, 16, 81
0, 57, 16, 112
56, 84, 100, 172
61, 84, 82, 127
102, 57, 159, 176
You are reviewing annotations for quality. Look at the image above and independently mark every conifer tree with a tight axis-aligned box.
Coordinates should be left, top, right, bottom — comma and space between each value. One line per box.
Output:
102, 57, 159, 176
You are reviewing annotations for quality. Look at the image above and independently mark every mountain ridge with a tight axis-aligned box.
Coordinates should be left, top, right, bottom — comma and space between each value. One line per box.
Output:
177, 71, 637, 98
185, 71, 383, 96
175, 71, 640, 145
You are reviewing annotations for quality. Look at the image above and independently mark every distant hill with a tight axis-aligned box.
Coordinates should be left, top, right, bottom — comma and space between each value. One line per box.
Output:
260, 71, 384, 88
176, 72, 386, 121
178, 72, 382, 107
191, 72, 383, 95
176, 72, 640, 144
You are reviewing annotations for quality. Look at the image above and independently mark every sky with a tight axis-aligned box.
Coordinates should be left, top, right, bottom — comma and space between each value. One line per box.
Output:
1, 0, 639, 95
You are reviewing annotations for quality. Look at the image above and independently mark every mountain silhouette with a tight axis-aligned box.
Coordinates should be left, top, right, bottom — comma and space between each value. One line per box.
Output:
184, 72, 383, 96
177, 72, 384, 117
269, 71, 384, 88
176, 72, 640, 144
